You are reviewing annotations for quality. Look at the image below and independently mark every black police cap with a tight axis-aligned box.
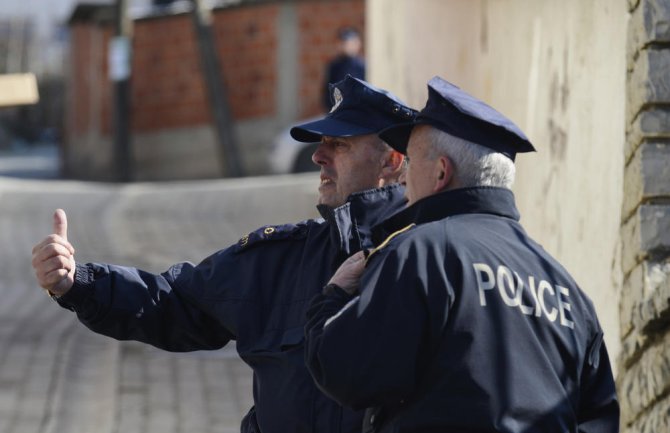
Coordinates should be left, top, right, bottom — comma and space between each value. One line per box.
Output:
290, 75, 416, 143
379, 76, 535, 160
338, 27, 360, 41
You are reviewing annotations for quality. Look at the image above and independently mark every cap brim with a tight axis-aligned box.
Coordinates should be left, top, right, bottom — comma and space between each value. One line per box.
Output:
378, 121, 417, 154
290, 117, 374, 143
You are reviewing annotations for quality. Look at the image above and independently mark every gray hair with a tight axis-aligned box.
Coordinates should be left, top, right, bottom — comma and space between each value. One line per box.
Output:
422, 126, 515, 189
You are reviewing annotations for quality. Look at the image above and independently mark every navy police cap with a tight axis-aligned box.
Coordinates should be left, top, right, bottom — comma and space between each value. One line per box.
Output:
290, 75, 416, 143
379, 76, 535, 160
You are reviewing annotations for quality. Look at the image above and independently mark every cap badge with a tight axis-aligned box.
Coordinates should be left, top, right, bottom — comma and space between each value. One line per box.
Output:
329, 87, 343, 113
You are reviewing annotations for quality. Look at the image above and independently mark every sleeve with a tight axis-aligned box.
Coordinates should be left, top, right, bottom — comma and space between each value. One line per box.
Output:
304, 240, 434, 410
55, 247, 239, 352
577, 332, 620, 433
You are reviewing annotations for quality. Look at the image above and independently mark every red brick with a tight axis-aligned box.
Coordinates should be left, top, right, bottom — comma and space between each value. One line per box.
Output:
68, 0, 363, 137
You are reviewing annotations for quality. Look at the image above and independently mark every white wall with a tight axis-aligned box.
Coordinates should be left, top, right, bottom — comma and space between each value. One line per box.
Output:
367, 0, 627, 365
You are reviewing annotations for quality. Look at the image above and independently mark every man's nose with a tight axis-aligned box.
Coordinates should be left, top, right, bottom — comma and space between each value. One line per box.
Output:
312, 142, 329, 166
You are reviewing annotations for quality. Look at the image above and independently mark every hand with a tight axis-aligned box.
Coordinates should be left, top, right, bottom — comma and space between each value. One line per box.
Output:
328, 250, 367, 295
31, 209, 76, 296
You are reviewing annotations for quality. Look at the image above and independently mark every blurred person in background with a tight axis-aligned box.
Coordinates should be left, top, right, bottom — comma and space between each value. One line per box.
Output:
323, 27, 365, 111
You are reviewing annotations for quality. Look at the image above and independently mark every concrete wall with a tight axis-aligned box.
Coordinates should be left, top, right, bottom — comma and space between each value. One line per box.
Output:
367, 0, 627, 365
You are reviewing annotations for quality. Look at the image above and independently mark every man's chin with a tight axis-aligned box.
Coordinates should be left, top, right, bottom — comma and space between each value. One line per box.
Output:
317, 194, 344, 208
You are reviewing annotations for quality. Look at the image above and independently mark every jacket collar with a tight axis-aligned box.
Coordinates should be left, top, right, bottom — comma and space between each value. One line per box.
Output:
373, 187, 520, 244
317, 183, 407, 258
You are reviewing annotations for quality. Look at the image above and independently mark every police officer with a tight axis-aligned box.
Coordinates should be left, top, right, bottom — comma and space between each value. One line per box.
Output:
304, 76, 619, 432
323, 28, 366, 111
31, 76, 416, 433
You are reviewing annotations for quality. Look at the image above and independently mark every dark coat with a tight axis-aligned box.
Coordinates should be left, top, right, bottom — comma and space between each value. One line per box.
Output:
56, 184, 407, 433
305, 187, 619, 433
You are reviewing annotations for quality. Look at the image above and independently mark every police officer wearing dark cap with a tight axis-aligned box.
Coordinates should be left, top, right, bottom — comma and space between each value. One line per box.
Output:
31, 75, 416, 433
305, 76, 619, 433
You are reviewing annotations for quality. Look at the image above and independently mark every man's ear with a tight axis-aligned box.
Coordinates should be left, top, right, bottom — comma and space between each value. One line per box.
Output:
433, 156, 454, 192
380, 150, 405, 180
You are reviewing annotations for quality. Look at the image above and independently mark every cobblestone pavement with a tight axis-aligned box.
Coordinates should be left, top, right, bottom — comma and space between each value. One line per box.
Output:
0, 173, 320, 433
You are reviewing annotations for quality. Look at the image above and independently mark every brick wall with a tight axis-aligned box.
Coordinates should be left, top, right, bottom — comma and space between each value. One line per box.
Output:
132, 14, 209, 132
64, 20, 115, 180
619, 0, 670, 431
213, 4, 280, 120
68, 23, 113, 137
130, 0, 365, 130
131, 3, 282, 131
65, 0, 365, 180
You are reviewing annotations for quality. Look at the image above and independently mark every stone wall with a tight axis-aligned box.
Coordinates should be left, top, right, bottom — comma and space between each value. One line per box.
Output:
619, 0, 670, 431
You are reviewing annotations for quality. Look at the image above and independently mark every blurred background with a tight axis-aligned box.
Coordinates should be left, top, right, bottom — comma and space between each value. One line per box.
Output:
0, 0, 368, 180
0, 1, 668, 432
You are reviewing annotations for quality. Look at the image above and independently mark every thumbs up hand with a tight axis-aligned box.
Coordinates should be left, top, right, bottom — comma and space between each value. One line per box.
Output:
31, 209, 76, 296
53, 208, 68, 240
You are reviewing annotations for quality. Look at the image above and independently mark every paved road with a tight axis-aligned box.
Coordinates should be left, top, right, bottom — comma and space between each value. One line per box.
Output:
0, 173, 320, 433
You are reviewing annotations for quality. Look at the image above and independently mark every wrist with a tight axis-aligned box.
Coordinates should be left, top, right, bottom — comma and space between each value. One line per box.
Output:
323, 282, 343, 295
323, 282, 357, 296
44, 283, 72, 300
45, 289, 61, 300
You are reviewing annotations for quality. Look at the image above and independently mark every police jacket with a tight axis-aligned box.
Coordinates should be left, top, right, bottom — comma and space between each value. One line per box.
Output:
54, 184, 407, 433
305, 187, 619, 433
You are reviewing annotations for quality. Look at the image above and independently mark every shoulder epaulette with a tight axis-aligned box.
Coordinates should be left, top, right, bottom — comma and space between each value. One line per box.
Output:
235, 221, 311, 253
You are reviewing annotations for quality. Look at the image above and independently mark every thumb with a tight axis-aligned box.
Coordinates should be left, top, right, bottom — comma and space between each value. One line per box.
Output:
53, 208, 68, 240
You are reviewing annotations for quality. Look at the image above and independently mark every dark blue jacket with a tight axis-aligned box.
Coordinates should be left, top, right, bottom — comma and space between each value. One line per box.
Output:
305, 187, 619, 433
55, 184, 407, 433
